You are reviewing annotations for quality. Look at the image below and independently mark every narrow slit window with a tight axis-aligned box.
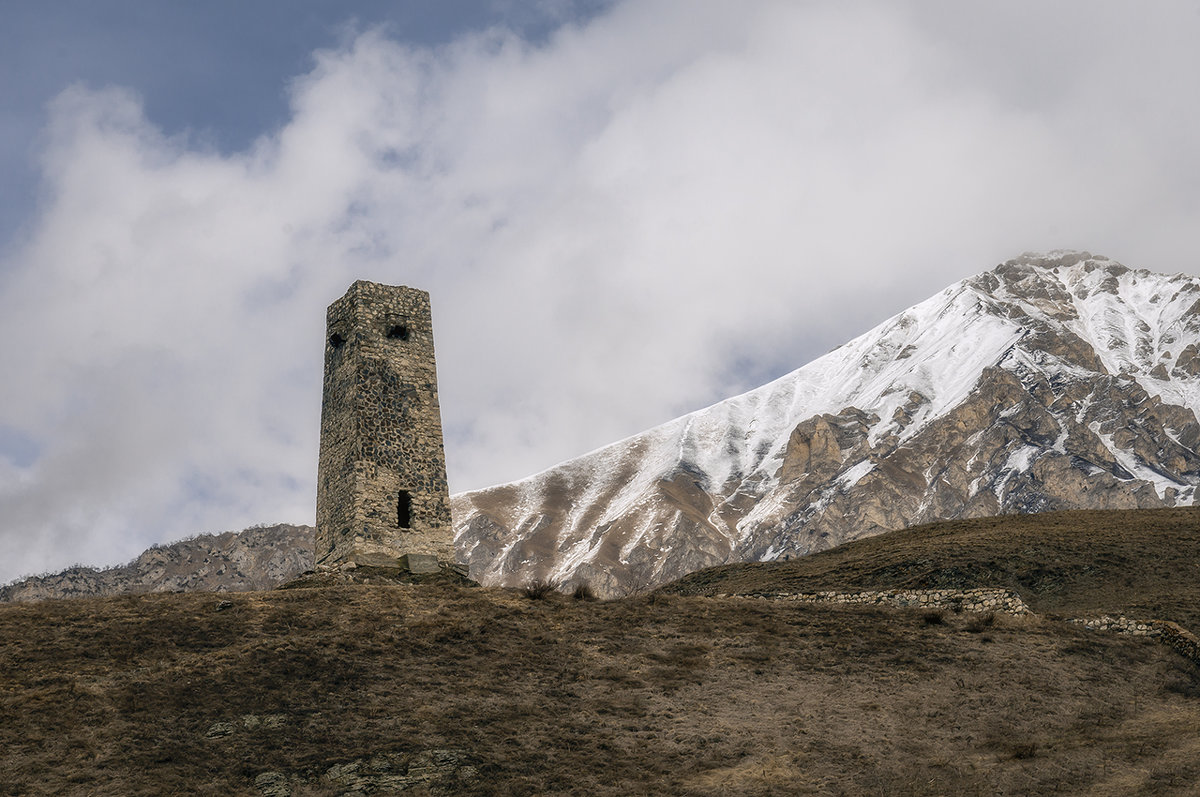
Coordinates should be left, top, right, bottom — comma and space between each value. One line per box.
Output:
329, 332, 346, 349
397, 490, 412, 528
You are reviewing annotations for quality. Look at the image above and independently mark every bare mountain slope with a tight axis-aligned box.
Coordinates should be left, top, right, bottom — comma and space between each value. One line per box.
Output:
454, 252, 1200, 595
0, 523, 312, 602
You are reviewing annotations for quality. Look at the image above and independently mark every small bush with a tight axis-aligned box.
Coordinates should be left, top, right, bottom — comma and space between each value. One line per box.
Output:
523, 579, 560, 600
1162, 660, 1200, 698
572, 582, 597, 602
965, 613, 996, 633
922, 610, 945, 626
1007, 741, 1037, 760
1163, 677, 1200, 699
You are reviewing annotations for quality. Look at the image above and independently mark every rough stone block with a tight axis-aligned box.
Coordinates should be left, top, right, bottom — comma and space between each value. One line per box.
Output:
352, 552, 403, 569
402, 554, 441, 574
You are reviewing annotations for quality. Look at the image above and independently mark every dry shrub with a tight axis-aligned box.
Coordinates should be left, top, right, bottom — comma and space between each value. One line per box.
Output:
922, 610, 945, 626
572, 582, 597, 602
523, 579, 560, 600
965, 612, 996, 633
1007, 741, 1038, 760
1162, 659, 1200, 699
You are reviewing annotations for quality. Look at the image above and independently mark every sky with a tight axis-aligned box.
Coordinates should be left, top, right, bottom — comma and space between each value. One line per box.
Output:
2, 0, 1200, 584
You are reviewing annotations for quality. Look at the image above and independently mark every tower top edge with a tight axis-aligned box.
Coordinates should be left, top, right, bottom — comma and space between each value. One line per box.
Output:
328, 280, 431, 309
345, 279, 427, 296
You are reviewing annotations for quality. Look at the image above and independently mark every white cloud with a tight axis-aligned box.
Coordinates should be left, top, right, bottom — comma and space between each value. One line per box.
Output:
3, 0, 1200, 582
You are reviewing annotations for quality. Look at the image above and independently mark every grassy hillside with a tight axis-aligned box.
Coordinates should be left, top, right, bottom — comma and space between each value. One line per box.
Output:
665, 507, 1200, 627
2, 508, 1200, 795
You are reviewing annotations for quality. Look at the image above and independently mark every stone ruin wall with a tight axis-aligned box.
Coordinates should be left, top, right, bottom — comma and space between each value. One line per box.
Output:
727, 587, 1200, 665
316, 281, 453, 568
1070, 616, 1200, 664
728, 587, 1033, 615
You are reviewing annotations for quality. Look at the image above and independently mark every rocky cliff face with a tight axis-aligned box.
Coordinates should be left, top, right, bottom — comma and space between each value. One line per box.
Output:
453, 252, 1200, 596
0, 524, 313, 602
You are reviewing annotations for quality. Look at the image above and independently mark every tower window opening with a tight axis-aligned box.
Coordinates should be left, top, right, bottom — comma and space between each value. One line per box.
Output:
329, 332, 346, 349
397, 490, 413, 528
386, 324, 410, 340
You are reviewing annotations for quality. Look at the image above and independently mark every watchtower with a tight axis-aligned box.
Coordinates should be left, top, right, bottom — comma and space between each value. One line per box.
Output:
315, 281, 453, 570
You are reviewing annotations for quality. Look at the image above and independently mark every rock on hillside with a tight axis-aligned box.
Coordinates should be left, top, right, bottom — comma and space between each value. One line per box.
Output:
0, 524, 313, 602
453, 251, 1200, 596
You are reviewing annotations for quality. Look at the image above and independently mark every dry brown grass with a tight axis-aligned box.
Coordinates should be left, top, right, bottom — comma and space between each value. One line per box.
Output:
664, 507, 1200, 628
2, 580, 1199, 795
4, 507, 1200, 794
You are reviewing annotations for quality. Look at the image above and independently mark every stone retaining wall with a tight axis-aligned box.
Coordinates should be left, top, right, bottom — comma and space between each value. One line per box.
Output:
733, 587, 1031, 615
727, 588, 1200, 666
1155, 621, 1200, 664
1070, 615, 1200, 664
1070, 615, 1162, 636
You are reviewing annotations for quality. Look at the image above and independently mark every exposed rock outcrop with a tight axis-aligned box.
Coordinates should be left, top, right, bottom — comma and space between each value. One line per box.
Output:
0, 523, 313, 602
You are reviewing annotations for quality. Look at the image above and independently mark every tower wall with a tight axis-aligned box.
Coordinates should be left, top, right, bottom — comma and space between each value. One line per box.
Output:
315, 281, 453, 567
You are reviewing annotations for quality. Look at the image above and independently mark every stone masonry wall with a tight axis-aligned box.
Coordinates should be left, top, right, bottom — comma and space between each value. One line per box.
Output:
1070, 616, 1200, 664
728, 588, 1200, 666
315, 281, 453, 567
729, 588, 1032, 615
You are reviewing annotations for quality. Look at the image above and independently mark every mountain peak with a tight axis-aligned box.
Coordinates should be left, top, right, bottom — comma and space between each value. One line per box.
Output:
971, 250, 1129, 303
454, 254, 1200, 596
1006, 249, 1117, 269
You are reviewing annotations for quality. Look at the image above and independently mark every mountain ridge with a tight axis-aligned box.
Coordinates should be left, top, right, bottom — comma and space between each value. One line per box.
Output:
0, 523, 311, 602
454, 251, 1200, 595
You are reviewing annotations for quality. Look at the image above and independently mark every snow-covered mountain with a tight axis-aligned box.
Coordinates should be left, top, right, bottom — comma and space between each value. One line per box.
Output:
453, 252, 1200, 596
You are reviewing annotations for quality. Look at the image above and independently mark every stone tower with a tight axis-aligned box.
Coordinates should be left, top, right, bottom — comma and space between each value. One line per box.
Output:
316, 280, 453, 570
